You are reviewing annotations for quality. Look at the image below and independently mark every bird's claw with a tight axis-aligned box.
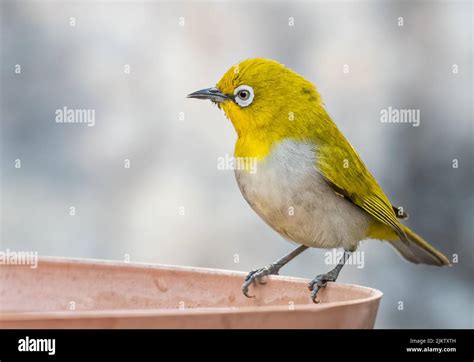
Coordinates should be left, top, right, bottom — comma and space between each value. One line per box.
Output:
308, 272, 337, 303
242, 265, 279, 298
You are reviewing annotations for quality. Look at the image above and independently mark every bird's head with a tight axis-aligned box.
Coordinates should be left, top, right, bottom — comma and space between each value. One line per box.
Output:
188, 58, 323, 138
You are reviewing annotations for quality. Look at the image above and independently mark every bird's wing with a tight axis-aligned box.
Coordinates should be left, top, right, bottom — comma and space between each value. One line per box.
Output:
316, 140, 407, 241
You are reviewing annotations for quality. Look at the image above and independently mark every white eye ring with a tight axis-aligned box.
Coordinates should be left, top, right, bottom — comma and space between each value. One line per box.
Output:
234, 85, 254, 107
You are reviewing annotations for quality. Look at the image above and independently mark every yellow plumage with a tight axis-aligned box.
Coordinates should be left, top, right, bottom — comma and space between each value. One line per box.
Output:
189, 57, 450, 301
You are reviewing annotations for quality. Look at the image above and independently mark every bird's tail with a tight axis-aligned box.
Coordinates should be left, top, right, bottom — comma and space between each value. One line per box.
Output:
388, 225, 451, 266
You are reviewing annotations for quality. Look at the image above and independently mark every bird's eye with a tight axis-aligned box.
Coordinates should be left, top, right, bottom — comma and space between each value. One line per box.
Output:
233, 85, 254, 107
238, 90, 249, 100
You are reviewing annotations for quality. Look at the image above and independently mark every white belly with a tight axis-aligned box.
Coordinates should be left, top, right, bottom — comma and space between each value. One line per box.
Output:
235, 140, 370, 250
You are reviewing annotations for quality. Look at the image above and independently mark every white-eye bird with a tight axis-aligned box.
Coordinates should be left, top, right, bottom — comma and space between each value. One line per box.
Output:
188, 58, 450, 303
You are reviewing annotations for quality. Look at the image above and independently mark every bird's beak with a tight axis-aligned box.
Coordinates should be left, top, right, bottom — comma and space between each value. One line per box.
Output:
187, 87, 229, 103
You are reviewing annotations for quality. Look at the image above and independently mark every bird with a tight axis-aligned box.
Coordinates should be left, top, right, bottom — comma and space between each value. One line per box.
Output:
187, 58, 450, 303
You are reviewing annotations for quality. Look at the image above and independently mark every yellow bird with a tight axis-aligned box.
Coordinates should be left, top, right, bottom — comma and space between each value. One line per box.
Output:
188, 58, 450, 302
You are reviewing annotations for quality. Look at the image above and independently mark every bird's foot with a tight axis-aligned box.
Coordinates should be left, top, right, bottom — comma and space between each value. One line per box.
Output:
308, 270, 339, 304
242, 264, 280, 298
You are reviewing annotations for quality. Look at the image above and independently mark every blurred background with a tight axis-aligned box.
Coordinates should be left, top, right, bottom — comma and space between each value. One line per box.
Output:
0, 0, 472, 328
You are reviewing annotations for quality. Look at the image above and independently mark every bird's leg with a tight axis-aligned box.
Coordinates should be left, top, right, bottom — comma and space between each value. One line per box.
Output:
242, 245, 309, 298
308, 249, 352, 303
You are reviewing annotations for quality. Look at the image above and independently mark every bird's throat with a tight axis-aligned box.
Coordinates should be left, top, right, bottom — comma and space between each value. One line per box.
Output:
234, 133, 278, 160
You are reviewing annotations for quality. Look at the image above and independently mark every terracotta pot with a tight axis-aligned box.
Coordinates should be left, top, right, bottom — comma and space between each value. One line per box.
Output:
0, 258, 382, 328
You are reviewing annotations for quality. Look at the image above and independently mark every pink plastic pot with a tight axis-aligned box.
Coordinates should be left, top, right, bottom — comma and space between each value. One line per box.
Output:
0, 258, 382, 328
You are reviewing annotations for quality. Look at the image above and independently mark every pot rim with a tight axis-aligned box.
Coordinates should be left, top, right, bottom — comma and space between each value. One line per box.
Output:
0, 257, 383, 321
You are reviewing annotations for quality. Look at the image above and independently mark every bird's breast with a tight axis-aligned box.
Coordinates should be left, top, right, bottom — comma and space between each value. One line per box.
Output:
234, 139, 370, 249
